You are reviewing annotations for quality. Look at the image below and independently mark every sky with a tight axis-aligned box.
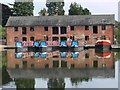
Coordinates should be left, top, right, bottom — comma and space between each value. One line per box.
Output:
1, 0, 120, 20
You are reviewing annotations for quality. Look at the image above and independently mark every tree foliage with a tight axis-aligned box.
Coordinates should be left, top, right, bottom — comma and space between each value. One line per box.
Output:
38, 8, 47, 16
10, 1, 34, 16
0, 25, 6, 39
0, 3, 12, 27
68, 2, 91, 15
46, 2, 65, 16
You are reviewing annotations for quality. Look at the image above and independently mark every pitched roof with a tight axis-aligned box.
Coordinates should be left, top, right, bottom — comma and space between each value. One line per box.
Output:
6, 15, 115, 27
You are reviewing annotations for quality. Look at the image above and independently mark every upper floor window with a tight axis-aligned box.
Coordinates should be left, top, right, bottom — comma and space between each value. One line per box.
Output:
60, 27, 66, 34
85, 25, 89, 30
52, 27, 58, 34
30, 27, 34, 32
22, 27, 26, 35
44, 27, 48, 31
102, 25, 106, 30
70, 26, 74, 31
14, 27, 18, 31
93, 25, 98, 34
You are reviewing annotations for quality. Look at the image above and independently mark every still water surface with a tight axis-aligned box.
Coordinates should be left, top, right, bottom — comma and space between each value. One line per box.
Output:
2, 48, 119, 89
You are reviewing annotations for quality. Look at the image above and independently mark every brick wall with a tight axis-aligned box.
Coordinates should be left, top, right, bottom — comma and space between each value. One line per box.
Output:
6, 25, 114, 46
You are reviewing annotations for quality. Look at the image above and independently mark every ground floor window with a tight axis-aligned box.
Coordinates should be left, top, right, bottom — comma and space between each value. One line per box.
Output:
60, 37, 67, 41
85, 36, 89, 41
30, 37, 34, 41
52, 37, 59, 41
22, 37, 27, 41
44, 36, 48, 41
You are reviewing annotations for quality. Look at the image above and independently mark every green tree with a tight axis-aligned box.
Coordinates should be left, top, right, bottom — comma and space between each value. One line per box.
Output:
0, 25, 6, 39
10, 0, 34, 16
46, 1, 65, 16
38, 8, 47, 16
68, 2, 91, 15
0, 3, 12, 27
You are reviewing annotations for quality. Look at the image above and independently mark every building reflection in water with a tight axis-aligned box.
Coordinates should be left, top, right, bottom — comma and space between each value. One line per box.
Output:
6, 48, 115, 89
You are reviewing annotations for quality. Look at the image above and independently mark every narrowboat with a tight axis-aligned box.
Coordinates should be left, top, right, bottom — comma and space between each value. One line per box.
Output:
95, 40, 111, 50
95, 49, 111, 59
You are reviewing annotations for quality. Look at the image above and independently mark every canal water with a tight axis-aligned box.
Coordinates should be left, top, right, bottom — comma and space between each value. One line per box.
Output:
1, 48, 120, 89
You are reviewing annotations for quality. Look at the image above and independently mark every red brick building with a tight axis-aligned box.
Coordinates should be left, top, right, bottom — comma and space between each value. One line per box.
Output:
6, 15, 115, 46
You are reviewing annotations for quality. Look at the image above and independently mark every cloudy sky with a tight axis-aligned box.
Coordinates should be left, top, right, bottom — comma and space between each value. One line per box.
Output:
1, 0, 120, 20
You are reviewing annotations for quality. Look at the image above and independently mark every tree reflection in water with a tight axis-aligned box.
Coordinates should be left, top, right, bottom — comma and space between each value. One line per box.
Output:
70, 77, 91, 86
15, 78, 35, 89
47, 78, 65, 89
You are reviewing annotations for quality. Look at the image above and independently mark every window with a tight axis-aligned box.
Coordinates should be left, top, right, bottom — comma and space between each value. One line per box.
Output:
52, 27, 58, 34
22, 27, 26, 35
31, 64, 34, 68
52, 37, 59, 41
85, 25, 89, 30
85, 53, 89, 58
85, 36, 89, 41
14, 27, 18, 31
70, 36, 74, 41
61, 60, 67, 67
30, 27, 34, 32
53, 61, 59, 68
60, 27, 66, 34
60, 37, 67, 41
22, 61, 27, 69
22, 37, 27, 41
70, 26, 74, 31
14, 37, 18, 42
93, 25, 98, 34
44, 36, 48, 41
102, 25, 106, 30
100, 36, 106, 40
93, 61, 98, 68
44, 27, 48, 31
15, 64, 19, 69
30, 37, 34, 41
71, 64, 75, 68
45, 64, 49, 68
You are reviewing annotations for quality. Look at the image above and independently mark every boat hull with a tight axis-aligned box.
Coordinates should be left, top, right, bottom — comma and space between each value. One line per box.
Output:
95, 40, 111, 50
95, 44, 111, 50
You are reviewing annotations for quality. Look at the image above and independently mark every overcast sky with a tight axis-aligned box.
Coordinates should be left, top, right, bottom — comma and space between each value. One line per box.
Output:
1, 0, 119, 20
